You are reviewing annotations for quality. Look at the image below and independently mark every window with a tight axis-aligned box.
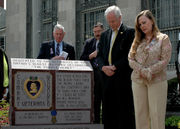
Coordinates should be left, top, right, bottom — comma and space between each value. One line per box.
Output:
83, 9, 108, 41
42, 22, 52, 41
41, 0, 57, 42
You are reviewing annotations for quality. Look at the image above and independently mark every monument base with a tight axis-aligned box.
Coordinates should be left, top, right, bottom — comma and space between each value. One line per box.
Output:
2, 124, 103, 129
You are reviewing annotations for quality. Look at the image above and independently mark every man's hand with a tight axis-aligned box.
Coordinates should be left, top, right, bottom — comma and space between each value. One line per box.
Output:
52, 56, 65, 60
102, 65, 116, 76
89, 50, 97, 60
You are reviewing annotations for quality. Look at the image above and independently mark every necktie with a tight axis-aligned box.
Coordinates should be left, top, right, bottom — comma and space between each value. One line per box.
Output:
56, 43, 60, 56
108, 30, 118, 65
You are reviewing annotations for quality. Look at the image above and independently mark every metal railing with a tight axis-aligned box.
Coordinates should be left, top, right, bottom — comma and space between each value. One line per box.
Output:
167, 63, 176, 71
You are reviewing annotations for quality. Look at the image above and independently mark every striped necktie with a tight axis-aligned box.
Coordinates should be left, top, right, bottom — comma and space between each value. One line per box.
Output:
108, 30, 118, 65
56, 43, 60, 56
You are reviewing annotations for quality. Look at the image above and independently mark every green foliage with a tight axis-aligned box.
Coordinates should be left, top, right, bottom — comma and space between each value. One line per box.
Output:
165, 116, 180, 127
0, 100, 10, 126
167, 77, 180, 108
168, 77, 178, 84
168, 78, 178, 90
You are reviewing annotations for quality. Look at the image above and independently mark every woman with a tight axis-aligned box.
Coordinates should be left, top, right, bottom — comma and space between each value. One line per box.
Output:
128, 10, 172, 129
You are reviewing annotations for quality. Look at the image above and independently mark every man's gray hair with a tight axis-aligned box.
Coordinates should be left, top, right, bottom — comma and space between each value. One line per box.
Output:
53, 23, 65, 33
105, 5, 122, 18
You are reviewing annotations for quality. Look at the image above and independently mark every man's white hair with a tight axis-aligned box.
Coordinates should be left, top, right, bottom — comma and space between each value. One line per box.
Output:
53, 23, 65, 33
104, 5, 122, 19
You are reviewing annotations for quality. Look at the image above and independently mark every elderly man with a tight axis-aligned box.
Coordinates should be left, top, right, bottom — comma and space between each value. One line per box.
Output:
97, 5, 135, 129
37, 23, 75, 60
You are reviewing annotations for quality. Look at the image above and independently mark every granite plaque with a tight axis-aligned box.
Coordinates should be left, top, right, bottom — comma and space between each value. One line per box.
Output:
14, 72, 52, 109
56, 72, 91, 109
11, 58, 92, 71
15, 111, 52, 124
56, 110, 90, 124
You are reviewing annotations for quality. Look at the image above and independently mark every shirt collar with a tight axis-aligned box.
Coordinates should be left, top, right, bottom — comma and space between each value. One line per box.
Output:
54, 40, 63, 47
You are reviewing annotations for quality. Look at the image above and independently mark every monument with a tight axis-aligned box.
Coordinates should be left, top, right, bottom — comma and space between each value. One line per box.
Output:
2, 58, 103, 129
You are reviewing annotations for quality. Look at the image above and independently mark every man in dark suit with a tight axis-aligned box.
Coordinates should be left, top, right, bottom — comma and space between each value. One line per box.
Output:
176, 40, 180, 92
37, 23, 75, 60
80, 22, 104, 123
0, 48, 9, 101
97, 6, 135, 129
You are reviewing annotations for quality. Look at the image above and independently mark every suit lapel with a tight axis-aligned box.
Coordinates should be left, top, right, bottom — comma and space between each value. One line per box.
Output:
92, 38, 97, 51
115, 24, 127, 49
117, 24, 126, 41
107, 29, 112, 51
62, 41, 66, 52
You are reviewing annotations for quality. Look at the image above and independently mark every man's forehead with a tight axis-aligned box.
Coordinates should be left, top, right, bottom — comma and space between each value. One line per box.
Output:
93, 26, 102, 31
54, 29, 64, 33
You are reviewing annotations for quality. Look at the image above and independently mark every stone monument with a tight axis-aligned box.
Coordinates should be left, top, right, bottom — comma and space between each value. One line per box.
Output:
2, 58, 103, 129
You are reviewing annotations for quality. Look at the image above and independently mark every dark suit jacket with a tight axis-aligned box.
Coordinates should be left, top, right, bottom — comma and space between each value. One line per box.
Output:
37, 40, 75, 60
97, 23, 135, 79
80, 37, 98, 68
